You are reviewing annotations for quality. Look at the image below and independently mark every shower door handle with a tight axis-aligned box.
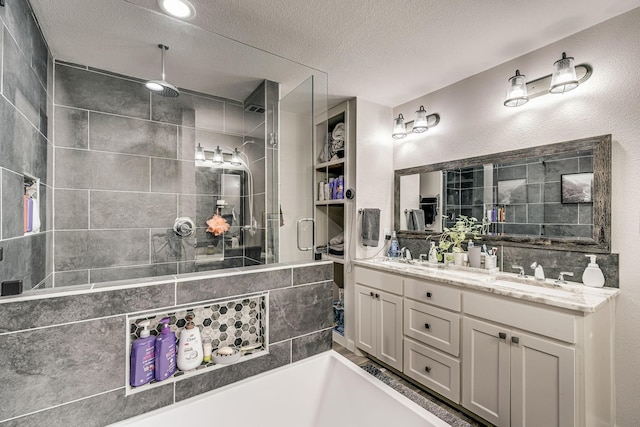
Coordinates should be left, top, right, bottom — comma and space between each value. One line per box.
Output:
297, 218, 315, 251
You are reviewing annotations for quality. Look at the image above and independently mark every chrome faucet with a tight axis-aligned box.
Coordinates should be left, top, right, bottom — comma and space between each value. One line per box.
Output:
400, 247, 412, 262
531, 262, 545, 281
512, 265, 526, 278
555, 271, 574, 284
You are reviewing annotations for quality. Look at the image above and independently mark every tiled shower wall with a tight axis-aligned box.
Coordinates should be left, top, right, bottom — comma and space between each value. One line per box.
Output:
0, 261, 334, 426
53, 62, 275, 285
0, 0, 53, 290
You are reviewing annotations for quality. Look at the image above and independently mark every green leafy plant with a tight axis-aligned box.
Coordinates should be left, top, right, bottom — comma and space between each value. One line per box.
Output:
437, 215, 485, 261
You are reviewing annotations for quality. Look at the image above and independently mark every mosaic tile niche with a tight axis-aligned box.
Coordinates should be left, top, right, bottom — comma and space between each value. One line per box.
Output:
127, 292, 267, 393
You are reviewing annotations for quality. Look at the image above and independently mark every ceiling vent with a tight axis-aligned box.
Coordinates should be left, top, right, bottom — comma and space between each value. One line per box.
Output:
244, 104, 265, 114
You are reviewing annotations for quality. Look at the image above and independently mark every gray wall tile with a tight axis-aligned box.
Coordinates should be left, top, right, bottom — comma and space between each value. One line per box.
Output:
293, 263, 333, 285
90, 263, 178, 284
152, 92, 223, 131
579, 204, 593, 224
2, 385, 174, 427
0, 316, 125, 421
2, 27, 47, 131
292, 329, 333, 362
150, 229, 195, 263
54, 229, 150, 271
176, 268, 291, 304
269, 281, 334, 343
0, 232, 48, 290
150, 158, 196, 193
54, 269, 90, 287
178, 126, 196, 161
23, 129, 48, 183
54, 189, 89, 230
544, 203, 578, 224
0, 282, 175, 332
1, 169, 24, 239
55, 148, 150, 191
0, 97, 40, 175
89, 112, 177, 158
54, 106, 88, 149
90, 191, 177, 229
174, 340, 290, 402
225, 103, 244, 134
55, 64, 150, 119
544, 158, 579, 181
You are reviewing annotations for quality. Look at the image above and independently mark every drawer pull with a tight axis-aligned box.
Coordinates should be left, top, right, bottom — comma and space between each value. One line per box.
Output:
370, 291, 374, 297
424, 323, 431, 330
426, 292, 432, 298
375, 293, 380, 299
425, 366, 431, 373
498, 332, 507, 340
511, 336, 520, 344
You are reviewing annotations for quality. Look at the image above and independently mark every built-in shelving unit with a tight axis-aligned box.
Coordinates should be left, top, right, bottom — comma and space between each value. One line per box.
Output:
314, 100, 355, 347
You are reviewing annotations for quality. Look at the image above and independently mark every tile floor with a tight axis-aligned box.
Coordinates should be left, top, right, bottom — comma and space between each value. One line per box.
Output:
333, 343, 490, 427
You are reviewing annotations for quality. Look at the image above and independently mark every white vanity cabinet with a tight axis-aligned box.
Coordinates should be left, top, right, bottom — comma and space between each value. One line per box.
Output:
354, 267, 403, 370
462, 291, 614, 427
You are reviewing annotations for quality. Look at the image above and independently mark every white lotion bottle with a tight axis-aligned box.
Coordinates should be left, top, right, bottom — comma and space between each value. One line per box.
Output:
177, 314, 204, 371
582, 254, 605, 287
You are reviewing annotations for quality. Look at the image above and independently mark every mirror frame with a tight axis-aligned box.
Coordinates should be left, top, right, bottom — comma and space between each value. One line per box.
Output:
394, 134, 611, 253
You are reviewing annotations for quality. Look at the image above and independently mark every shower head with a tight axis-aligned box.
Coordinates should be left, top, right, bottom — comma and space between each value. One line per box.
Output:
145, 44, 179, 97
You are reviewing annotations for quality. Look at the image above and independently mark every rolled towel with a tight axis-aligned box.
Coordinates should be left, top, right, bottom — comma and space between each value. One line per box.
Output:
329, 232, 344, 246
361, 208, 380, 247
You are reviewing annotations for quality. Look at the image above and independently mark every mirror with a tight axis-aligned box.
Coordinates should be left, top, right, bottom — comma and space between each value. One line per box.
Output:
395, 134, 611, 253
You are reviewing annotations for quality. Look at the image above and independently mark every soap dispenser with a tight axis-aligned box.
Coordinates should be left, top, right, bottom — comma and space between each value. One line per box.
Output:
387, 231, 399, 258
130, 320, 156, 387
155, 317, 177, 381
428, 241, 438, 263
177, 314, 203, 371
582, 254, 605, 287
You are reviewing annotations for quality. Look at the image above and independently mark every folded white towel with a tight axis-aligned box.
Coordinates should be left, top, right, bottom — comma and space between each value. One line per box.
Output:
329, 232, 344, 246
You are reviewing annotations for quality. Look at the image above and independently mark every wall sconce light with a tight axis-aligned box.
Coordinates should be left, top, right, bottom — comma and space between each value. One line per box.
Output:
195, 143, 205, 160
504, 52, 592, 107
392, 106, 440, 139
230, 148, 242, 166
212, 146, 223, 164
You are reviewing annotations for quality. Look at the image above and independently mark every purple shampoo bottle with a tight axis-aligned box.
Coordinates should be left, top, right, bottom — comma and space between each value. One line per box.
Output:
130, 320, 156, 387
155, 317, 177, 381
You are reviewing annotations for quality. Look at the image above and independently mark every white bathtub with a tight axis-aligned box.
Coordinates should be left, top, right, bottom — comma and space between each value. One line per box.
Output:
111, 350, 451, 427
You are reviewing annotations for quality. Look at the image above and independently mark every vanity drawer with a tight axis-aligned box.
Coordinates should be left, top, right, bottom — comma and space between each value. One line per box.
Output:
464, 291, 576, 344
403, 338, 460, 403
404, 299, 460, 356
404, 278, 461, 312
355, 266, 403, 295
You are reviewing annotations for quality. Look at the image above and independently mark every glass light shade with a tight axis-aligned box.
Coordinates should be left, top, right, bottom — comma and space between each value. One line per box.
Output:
504, 70, 529, 107
549, 52, 579, 94
231, 148, 242, 166
158, 0, 196, 19
392, 114, 407, 139
212, 146, 223, 164
412, 106, 429, 133
195, 143, 205, 160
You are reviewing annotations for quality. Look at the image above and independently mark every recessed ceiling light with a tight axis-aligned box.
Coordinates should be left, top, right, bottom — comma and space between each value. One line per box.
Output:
158, 0, 196, 20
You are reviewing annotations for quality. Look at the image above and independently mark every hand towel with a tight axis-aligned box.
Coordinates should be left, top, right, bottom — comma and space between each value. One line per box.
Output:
412, 209, 426, 231
361, 208, 380, 247
406, 210, 416, 231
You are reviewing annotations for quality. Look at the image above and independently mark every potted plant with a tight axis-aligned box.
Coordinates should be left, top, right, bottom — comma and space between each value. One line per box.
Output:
437, 215, 485, 265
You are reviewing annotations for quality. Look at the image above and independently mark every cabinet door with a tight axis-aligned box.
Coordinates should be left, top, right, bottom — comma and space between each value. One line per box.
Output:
510, 331, 575, 427
377, 290, 403, 370
355, 285, 376, 354
462, 317, 510, 427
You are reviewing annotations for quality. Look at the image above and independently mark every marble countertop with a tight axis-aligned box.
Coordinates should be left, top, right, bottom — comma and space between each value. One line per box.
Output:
354, 258, 619, 313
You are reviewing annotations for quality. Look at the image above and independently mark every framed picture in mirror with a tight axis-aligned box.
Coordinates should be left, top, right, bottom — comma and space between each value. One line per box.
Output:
561, 173, 593, 204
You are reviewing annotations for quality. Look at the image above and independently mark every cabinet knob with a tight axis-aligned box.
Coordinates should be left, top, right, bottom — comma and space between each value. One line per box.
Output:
424, 323, 431, 330
498, 332, 507, 340
370, 291, 374, 297
426, 292, 432, 298
375, 293, 380, 299
425, 366, 431, 373
511, 336, 520, 344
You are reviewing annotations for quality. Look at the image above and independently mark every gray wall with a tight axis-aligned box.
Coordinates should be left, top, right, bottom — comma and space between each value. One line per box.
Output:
0, 261, 333, 426
53, 62, 272, 285
0, 0, 53, 291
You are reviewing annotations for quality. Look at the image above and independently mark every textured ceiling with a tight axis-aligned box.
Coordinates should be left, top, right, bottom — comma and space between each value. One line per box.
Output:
31, 0, 640, 107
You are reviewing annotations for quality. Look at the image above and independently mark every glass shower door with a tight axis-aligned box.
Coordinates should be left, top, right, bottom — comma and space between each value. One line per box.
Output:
278, 75, 327, 262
